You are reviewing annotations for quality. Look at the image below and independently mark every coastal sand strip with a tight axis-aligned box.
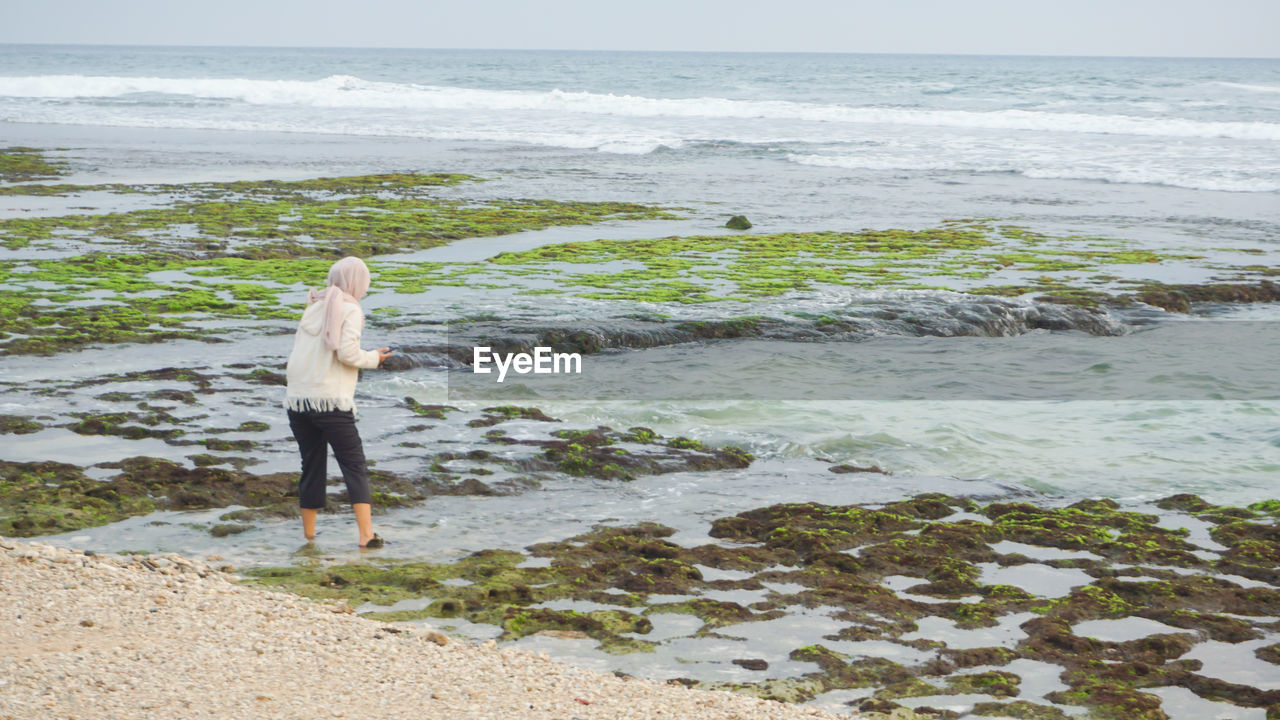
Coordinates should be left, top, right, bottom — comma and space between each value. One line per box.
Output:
0, 539, 856, 720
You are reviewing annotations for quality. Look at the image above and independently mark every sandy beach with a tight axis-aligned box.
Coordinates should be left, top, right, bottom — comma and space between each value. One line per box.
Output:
0, 537, 860, 720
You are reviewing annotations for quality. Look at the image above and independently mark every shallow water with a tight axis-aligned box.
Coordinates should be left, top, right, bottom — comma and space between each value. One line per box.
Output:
901, 613, 1039, 651
1071, 617, 1192, 643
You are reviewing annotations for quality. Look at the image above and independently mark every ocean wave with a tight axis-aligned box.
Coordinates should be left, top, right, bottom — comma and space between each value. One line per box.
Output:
1210, 81, 1280, 94
786, 153, 1280, 193
0, 105, 681, 155
2, 73, 1280, 141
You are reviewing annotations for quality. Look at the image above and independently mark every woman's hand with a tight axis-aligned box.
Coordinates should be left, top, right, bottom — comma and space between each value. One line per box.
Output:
377, 347, 393, 366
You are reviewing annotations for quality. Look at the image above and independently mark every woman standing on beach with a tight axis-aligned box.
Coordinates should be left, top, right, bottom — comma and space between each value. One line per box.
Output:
284, 256, 392, 548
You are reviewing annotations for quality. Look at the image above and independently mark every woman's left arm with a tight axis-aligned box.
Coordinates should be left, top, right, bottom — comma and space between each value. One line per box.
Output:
337, 309, 382, 369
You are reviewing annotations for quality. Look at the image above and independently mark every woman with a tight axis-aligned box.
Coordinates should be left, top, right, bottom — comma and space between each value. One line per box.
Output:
284, 256, 392, 548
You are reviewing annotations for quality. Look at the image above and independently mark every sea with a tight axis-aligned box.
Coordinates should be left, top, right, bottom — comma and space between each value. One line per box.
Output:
2, 41, 1278, 533
1, 45, 1279, 717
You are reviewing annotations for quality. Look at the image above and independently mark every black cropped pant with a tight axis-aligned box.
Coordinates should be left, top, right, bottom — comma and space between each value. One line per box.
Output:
287, 408, 372, 509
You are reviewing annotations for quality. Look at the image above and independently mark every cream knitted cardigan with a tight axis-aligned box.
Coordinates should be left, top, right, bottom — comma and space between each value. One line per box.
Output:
284, 300, 381, 412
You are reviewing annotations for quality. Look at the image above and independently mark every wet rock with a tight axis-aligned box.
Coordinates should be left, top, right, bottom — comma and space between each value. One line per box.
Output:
501, 606, 652, 650
66, 411, 186, 440
468, 405, 559, 428
1120, 280, 1280, 313
709, 502, 921, 560
945, 670, 1021, 697
970, 700, 1070, 719
829, 464, 888, 475
0, 456, 318, 536
1019, 616, 1101, 660
492, 425, 753, 482
1044, 683, 1164, 720
209, 523, 253, 537
1108, 633, 1197, 665
724, 215, 752, 230
229, 492, 1280, 718
875, 677, 944, 700
1257, 643, 1280, 665
1133, 290, 1190, 313
0, 414, 42, 435
73, 367, 217, 392
858, 698, 905, 714
1135, 609, 1263, 643
204, 438, 256, 452
1152, 667, 1280, 708
732, 658, 769, 671
403, 397, 459, 419
942, 646, 1018, 668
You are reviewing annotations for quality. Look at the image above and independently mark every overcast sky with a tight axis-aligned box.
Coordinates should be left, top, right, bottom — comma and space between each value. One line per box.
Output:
2, 0, 1277, 58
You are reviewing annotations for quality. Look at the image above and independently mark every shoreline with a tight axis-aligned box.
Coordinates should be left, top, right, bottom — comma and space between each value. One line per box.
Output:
0, 537, 859, 720
10, 491, 1280, 720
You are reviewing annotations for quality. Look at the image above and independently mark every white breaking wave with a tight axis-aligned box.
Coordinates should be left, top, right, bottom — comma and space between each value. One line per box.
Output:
1210, 81, 1280, 94
0, 102, 683, 155
3, 73, 1280, 141
786, 153, 1280, 193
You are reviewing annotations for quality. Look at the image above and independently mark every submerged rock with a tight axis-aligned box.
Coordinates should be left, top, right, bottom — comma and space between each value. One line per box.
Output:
0, 414, 42, 435
829, 464, 888, 475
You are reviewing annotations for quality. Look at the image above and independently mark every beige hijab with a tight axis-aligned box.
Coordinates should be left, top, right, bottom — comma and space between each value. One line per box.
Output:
308, 257, 371, 352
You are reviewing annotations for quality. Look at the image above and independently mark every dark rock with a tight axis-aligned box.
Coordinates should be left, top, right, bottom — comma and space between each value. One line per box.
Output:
0, 415, 42, 435
828, 464, 888, 474
1258, 643, 1280, 665
724, 215, 752, 230
403, 397, 459, 419
858, 698, 903, 713
1135, 290, 1191, 313
732, 658, 769, 671
209, 523, 252, 537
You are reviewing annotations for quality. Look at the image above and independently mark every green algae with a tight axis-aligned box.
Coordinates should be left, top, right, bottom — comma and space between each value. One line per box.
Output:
469, 405, 559, 427
1258, 643, 1280, 665
0, 253, 314, 354
0, 460, 155, 536
403, 398, 459, 420
233, 492, 1280, 719
0, 175, 674, 256
242, 547, 653, 652
68, 412, 187, 441
0, 168, 681, 355
0, 171, 472, 197
0, 452, 457, 538
0, 182, 105, 197
477, 222, 1269, 306
0, 457, 297, 536
970, 700, 1069, 719
0, 415, 42, 434
497, 424, 753, 481
874, 677, 945, 700
500, 607, 656, 653
944, 670, 1021, 697
5, 200, 1275, 356
0, 147, 69, 183
644, 598, 778, 631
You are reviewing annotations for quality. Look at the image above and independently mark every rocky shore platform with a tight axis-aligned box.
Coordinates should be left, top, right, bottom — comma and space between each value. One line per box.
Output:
0, 538, 853, 720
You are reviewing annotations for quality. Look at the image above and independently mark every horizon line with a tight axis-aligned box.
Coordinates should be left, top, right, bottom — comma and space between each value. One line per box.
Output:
2, 41, 1277, 62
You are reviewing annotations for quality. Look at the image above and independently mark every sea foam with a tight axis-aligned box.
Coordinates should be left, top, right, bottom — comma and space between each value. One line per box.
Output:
3, 74, 1280, 141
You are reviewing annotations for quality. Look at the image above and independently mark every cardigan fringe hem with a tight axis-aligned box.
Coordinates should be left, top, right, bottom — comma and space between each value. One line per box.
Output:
284, 396, 355, 413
